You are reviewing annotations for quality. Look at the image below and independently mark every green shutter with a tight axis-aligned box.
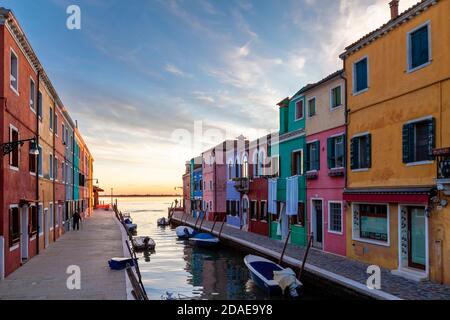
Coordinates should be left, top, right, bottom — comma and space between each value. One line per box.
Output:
427, 118, 436, 160
366, 134, 372, 168
350, 138, 357, 170
402, 124, 411, 163
305, 144, 310, 172
327, 137, 333, 169
315, 140, 320, 171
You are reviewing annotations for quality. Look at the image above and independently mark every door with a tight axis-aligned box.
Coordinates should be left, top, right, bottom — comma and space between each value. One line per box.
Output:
312, 200, 323, 249
241, 197, 249, 231
58, 206, 62, 236
44, 209, 49, 248
20, 207, 29, 261
408, 207, 426, 270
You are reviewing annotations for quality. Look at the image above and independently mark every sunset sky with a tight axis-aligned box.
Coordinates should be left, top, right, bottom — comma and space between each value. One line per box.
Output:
3, 0, 418, 195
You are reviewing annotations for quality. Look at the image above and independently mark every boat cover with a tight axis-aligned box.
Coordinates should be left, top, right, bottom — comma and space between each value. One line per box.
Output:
273, 268, 300, 297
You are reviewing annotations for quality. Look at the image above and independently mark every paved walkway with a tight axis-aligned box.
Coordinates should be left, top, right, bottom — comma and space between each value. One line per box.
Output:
0, 209, 126, 300
172, 212, 450, 300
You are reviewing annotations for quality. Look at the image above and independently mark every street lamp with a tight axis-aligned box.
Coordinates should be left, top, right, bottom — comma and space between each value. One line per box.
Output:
1, 138, 39, 156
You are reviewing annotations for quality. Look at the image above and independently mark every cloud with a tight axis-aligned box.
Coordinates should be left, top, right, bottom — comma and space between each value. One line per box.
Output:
165, 63, 189, 77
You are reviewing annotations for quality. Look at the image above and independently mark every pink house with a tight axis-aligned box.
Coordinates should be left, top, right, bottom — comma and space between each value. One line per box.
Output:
303, 70, 347, 256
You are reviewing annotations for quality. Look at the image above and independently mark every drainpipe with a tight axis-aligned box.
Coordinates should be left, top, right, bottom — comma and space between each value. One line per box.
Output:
52, 103, 56, 242
35, 70, 40, 255
340, 66, 348, 190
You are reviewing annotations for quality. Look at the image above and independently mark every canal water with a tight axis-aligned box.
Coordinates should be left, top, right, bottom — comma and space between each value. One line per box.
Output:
116, 197, 321, 300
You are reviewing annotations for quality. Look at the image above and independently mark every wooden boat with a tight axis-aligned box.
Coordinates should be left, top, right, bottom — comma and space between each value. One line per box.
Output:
189, 233, 219, 247
132, 236, 156, 251
157, 217, 170, 226
175, 226, 196, 239
244, 255, 302, 296
108, 257, 136, 270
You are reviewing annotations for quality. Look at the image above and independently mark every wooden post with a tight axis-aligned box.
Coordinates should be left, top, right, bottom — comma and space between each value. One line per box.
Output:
199, 212, 206, 230
194, 214, 201, 229
298, 233, 314, 280
278, 229, 292, 265
218, 217, 227, 238
211, 215, 218, 233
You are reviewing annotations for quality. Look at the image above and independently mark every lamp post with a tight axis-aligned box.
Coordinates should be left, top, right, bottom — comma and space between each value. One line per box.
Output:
1, 138, 39, 156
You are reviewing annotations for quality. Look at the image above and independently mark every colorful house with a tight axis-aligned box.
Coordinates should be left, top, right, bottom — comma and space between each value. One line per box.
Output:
341, 0, 450, 284
191, 157, 203, 218
302, 70, 347, 256
269, 96, 307, 246
182, 161, 191, 215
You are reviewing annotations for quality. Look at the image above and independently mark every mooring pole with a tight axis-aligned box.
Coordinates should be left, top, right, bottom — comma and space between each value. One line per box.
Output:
211, 215, 218, 233
298, 233, 314, 280
218, 217, 227, 239
199, 213, 206, 230
279, 229, 292, 265
194, 214, 201, 229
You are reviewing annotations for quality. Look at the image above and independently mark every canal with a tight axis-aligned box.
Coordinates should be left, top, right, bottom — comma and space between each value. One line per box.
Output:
117, 197, 325, 300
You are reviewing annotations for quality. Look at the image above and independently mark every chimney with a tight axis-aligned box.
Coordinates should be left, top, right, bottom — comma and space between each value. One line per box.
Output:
389, 0, 399, 19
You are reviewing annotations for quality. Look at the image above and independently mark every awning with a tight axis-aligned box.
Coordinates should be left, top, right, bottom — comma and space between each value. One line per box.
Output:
343, 187, 435, 205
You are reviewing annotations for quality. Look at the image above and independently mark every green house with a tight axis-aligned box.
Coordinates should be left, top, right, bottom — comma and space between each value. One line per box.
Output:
269, 95, 307, 246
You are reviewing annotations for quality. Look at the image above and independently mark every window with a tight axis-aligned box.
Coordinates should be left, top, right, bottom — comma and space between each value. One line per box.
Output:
30, 79, 36, 110
403, 118, 435, 164
350, 134, 371, 170
38, 205, 43, 234
308, 98, 316, 117
243, 155, 249, 178
290, 202, 305, 226
209, 180, 213, 191
38, 91, 43, 119
306, 141, 320, 172
331, 86, 342, 109
356, 204, 388, 243
291, 150, 303, 176
54, 114, 58, 135
55, 158, 59, 180
62, 161, 65, 182
50, 203, 54, 228
226, 200, 231, 215
228, 160, 233, 180
49, 106, 53, 131
10, 49, 18, 92
49, 154, 54, 179
62, 124, 65, 144
9, 126, 19, 169
408, 23, 431, 71
353, 57, 368, 94
38, 146, 43, 176
9, 206, 20, 247
260, 201, 267, 221
328, 135, 345, 169
29, 206, 38, 236
272, 156, 280, 177
250, 201, 258, 220
295, 100, 304, 120
253, 152, 259, 177
329, 202, 343, 233
29, 149, 37, 174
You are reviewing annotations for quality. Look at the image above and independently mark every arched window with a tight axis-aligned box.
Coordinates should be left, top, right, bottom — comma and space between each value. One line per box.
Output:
253, 151, 259, 177
235, 157, 240, 178
228, 159, 234, 180
243, 154, 249, 178
259, 149, 266, 176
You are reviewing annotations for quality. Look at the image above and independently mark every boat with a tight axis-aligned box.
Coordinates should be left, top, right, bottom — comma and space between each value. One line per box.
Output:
244, 255, 302, 297
108, 257, 136, 270
189, 233, 219, 247
176, 226, 196, 239
157, 217, 170, 226
125, 223, 138, 233
124, 217, 133, 225
132, 236, 156, 251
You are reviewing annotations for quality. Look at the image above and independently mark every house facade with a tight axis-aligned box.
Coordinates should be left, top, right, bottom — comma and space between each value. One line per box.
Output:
303, 70, 347, 256
182, 161, 191, 215
269, 96, 307, 246
191, 157, 203, 218
341, 0, 450, 284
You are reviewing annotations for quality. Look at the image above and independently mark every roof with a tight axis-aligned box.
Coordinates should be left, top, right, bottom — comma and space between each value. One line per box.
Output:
292, 69, 344, 98
340, 0, 439, 59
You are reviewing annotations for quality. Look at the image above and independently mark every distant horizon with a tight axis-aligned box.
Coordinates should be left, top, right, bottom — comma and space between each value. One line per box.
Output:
99, 194, 182, 198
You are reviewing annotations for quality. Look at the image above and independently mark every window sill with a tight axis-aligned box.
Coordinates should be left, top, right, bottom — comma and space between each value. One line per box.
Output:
9, 244, 20, 252
9, 166, 19, 172
10, 85, 19, 96
352, 88, 368, 96
351, 168, 369, 172
407, 61, 431, 74
406, 160, 434, 167
330, 104, 343, 111
352, 237, 390, 247
328, 230, 343, 236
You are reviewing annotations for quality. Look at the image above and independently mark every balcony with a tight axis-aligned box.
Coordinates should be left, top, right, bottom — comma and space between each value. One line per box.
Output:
233, 177, 249, 193
434, 148, 450, 195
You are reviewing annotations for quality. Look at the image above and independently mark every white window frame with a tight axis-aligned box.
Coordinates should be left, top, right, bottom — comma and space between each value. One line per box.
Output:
54, 113, 58, 136
404, 115, 434, 167
407, 20, 432, 74
29, 77, 36, 113
49, 106, 54, 132
294, 98, 304, 122
330, 85, 343, 110
307, 96, 316, 118
351, 202, 390, 247
352, 55, 369, 96
49, 154, 54, 180
10, 48, 19, 95
9, 124, 20, 171
328, 201, 343, 235
330, 133, 346, 170
291, 148, 304, 177
306, 140, 319, 173
38, 203, 44, 236
252, 150, 259, 177
351, 131, 371, 172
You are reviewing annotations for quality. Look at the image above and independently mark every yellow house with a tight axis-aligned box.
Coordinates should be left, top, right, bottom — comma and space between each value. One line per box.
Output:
341, 0, 450, 284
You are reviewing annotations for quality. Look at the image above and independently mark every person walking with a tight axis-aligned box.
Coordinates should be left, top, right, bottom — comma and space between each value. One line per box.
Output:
73, 210, 82, 231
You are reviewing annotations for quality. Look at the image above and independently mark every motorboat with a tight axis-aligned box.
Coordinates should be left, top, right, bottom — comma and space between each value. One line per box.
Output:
244, 255, 302, 297
189, 233, 219, 247
175, 226, 196, 239
108, 257, 136, 270
132, 236, 156, 251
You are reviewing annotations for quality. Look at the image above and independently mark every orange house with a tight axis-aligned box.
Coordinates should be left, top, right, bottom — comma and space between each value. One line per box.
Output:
341, 0, 450, 284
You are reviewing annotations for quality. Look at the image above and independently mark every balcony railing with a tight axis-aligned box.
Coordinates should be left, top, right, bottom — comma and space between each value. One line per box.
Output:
434, 148, 450, 180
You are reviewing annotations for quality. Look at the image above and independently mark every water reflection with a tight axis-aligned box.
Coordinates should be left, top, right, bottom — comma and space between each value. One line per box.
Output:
115, 197, 306, 300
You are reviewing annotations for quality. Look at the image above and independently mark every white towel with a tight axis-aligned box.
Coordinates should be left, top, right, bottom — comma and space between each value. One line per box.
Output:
286, 176, 298, 216
268, 178, 278, 215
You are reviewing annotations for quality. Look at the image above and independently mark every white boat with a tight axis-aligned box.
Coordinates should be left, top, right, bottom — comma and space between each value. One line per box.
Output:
189, 233, 220, 247
176, 226, 196, 239
132, 236, 156, 251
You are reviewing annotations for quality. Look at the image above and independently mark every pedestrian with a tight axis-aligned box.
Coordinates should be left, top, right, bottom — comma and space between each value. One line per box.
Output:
73, 210, 82, 231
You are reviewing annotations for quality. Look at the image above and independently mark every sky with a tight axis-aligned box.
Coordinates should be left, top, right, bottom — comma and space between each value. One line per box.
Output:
2, 0, 418, 194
